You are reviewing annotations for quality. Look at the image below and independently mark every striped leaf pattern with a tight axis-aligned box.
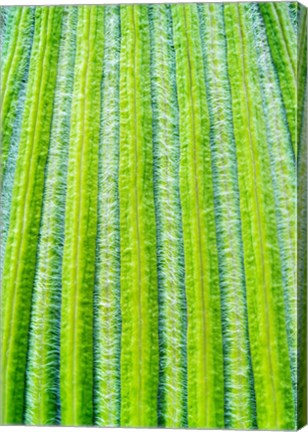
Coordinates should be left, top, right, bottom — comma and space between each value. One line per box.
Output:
0, 3, 306, 429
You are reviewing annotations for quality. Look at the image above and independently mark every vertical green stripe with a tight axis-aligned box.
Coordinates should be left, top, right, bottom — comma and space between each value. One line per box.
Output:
297, 4, 307, 428
1, 6, 62, 424
297, 6, 307, 156
260, 3, 297, 156
224, 4, 295, 429
60, 5, 104, 426
24, 7, 77, 425
0, 3, 303, 429
297, 86, 307, 430
1, 7, 34, 174
273, 3, 297, 73
119, 5, 159, 427
250, 2, 297, 408
198, 4, 255, 428
94, 5, 121, 427
1, 8, 34, 273
172, 4, 224, 428
149, 4, 187, 428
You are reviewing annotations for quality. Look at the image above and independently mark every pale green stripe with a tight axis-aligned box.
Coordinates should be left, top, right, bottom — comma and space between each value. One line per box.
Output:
297, 5, 307, 428
250, 1, 297, 410
119, 5, 159, 427
260, 3, 296, 156
94, 5, 121, 427
1, 7, 62, 424
1, 7, 34, 174
0, 9, 34, 273
1, 7, 22, 88
297, 71, 307, 430
24, 7, 77, 425
297, 6, 307, 155
149, 4, 187, 428
172, 4, 224, 428
198, 3, 255, 428
224, 4, 295, 429
274, 3, 297, 75
60, 6, 104, 426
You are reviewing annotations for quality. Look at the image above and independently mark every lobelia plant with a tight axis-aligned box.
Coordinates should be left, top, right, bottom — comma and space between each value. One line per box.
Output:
0, 2, 306, 430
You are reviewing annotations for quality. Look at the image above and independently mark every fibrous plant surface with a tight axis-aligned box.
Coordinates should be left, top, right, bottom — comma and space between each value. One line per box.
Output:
0, 2, 306, 429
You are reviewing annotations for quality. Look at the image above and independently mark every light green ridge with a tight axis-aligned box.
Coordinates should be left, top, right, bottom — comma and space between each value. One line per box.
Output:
297, 73, 307, 431
259, 2, 297, 157
297, 5, 307, 428
1, 7, 34, 175
273, 3, 297, 73
297, 5, 307, 156
94, 5, 121, 427
119, 5, 159, 427
224, 4, 295, 429
0, 2, 303, 428
198, 4, 255, 428
1, 6, 62, 425
172, 4, 224, 428
0, 8, 34, 273
250, 1, 297, 410
24, 7, 77, 426
149, 4, 187, 428
60, 6, 104, 426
